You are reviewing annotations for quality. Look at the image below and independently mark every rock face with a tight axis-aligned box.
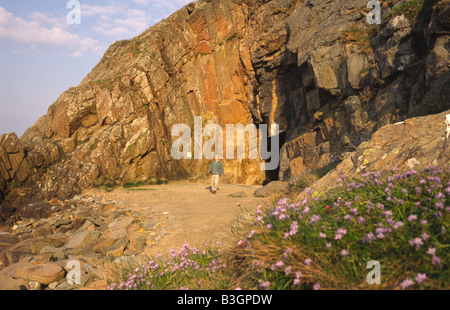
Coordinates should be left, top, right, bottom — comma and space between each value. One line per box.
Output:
1, 0, 450, 202
254, 181, 289, 197
0, 133, 31, 200
306, 110, 450, 197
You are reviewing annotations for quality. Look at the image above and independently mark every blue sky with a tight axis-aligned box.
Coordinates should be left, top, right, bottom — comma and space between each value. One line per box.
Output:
0, 0, 192, 136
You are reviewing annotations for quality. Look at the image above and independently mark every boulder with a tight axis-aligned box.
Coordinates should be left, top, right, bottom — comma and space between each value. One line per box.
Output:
426, 36, 450, 82
14, 263, 65, 285
65, 231, 101, 250
305, 110, 450, 197
0, 133, 31, 198
254, 181, 289, 197
381, 15, 411, 38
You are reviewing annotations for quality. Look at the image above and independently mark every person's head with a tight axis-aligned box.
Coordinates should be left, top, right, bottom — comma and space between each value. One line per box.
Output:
214, 155, 219, 161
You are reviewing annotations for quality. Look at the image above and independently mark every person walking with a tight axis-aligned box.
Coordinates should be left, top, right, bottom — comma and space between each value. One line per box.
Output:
208, 155, 224, 194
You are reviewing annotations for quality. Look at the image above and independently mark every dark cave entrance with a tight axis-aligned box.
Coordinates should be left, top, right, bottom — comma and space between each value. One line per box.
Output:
257, 122, 286, 185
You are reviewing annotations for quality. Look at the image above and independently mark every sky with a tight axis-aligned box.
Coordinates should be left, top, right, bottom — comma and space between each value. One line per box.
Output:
0, 0, 192, 137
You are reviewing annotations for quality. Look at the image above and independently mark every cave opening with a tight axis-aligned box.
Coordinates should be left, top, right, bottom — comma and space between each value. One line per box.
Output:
255, 120, 286, 185
263, 130, 286, 185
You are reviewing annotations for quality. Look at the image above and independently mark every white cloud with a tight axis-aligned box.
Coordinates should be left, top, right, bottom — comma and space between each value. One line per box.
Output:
81, 4, 122, 18
133, 0, 151, 5
28, 11, 68, 29
149, 0, 192, 12
133, 0, 191, 6
0, 1, 193, 58
0, 7, 102, 57
80, 1, 192, 39
81, 3, 150, 39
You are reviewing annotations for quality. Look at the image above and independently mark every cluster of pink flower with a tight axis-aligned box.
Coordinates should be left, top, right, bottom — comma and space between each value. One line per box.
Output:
400, 273, 427, 290
108, 243, 225, 290
248, 165, 448, 290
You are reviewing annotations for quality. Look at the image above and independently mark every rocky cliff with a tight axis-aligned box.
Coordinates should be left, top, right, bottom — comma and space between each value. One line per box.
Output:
1, 0, 450, 203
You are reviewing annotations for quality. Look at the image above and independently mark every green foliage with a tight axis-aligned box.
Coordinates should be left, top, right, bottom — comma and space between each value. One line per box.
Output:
288, 158, 341, 193
95, 79, 114, 90
225, 33, 238, 42
123, 177, 168, 189
122, 181, 146, 189
101, 178, 117, 192
230, 166, 449, 290
288, 170, 319, 194
383, 0, 437, 25
341, 25, 374, 54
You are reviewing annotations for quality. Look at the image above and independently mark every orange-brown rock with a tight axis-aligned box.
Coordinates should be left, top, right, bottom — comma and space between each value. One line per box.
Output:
1, 0, 449, 203
14, 263, 65, 285
306, 110, 450, 197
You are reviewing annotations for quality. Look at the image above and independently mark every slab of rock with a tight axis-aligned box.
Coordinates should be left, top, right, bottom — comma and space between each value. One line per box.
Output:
92, 238, 116, 254
15, 263, 65, 285
107, 217, 135, 231
106, 244, 127, 258
65, 231, 101, 249
103, 228, 128, 240
71, 217, 87, 229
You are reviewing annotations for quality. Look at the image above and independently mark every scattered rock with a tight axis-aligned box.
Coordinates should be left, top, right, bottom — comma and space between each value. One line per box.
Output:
102, 204, 116, 212
40, 246, 66, 261
29, 281, 42, 290
15, 263, 65, 285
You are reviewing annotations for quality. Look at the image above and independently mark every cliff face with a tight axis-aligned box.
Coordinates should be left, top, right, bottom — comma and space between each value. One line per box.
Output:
1, 0, 450, 201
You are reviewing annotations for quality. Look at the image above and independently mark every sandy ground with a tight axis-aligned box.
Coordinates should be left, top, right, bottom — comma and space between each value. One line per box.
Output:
86, 180, 265, 256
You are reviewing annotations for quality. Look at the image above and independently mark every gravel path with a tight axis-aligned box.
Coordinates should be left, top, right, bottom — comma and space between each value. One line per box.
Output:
88, 180, 264, 256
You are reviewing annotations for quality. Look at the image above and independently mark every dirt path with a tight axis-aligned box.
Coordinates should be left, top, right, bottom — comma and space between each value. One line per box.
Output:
85, 180, 265, 256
